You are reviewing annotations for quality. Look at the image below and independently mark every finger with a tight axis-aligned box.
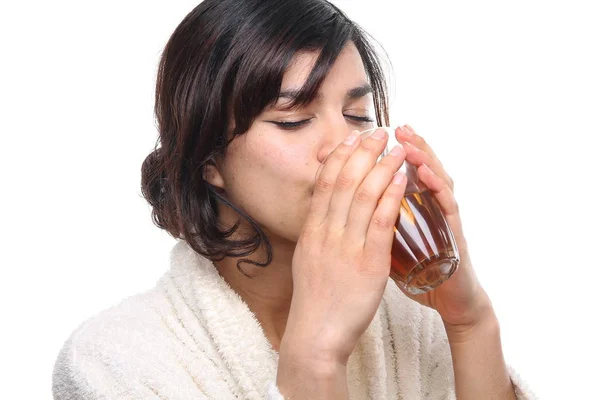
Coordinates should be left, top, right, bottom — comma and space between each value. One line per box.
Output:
417, 163, 468, 257
395, 125, 437, 161
417, 163, 459, 217
395, 125, 455, 191
306, 130, 361, 226
345, 144, 406, 244
417, 164, 468, 269
402, 140, 455, 192
361, 171, 407, 275
326, 128, 389, 228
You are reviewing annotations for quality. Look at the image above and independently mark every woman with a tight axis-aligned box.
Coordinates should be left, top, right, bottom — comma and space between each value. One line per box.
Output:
52, 0, 534, 398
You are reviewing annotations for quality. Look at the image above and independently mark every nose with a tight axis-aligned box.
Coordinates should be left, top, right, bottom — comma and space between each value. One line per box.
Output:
316, 120, 357, 163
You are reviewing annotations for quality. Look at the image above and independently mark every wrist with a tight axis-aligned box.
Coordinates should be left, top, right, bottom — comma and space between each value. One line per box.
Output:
444, 305, 499, 344
277, 345, 348, 399
443, 306, 514, 400
279, 331, 349, 368
279, 312, 354, 367
278, 348, 347, 379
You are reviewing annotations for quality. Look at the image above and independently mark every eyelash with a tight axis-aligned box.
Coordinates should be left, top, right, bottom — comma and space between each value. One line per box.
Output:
271, 115, 375, 130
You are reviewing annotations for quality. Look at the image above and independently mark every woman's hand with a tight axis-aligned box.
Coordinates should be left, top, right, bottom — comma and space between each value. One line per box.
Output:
394, 124, 493, 331
395, 125, 517, 400
277, 128, 408, 397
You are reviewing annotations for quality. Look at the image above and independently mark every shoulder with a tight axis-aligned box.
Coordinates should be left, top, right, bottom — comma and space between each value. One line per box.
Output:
52, 287, 166, 399
52, 283, 219, 399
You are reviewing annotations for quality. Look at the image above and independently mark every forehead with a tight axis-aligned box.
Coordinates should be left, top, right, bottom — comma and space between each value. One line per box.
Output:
280, 42, 368, 92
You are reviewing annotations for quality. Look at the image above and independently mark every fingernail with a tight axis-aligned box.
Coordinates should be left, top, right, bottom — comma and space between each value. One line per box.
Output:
389, 145, 404, 157
344, 130, 359, 145
402, 125, 414, 136
371, 129, 386, 140
393, 172, 406, 185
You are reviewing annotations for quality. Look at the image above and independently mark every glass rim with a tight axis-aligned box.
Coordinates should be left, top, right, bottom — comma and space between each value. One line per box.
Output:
358, 126, 400, 158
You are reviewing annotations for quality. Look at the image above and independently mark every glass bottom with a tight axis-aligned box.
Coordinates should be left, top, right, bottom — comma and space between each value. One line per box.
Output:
393, 257, 459, 295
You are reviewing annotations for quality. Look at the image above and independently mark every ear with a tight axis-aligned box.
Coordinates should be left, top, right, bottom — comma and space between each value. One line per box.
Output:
203, 161, 226, 190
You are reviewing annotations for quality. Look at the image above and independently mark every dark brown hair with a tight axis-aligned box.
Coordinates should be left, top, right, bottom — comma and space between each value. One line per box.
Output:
141, 0, 390, 269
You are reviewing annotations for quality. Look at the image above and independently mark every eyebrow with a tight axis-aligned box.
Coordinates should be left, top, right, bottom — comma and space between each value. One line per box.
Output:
277, 83, 373, 102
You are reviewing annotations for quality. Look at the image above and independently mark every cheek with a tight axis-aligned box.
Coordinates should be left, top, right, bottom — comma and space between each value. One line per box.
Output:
226, 137, 316, 240
256, 140, 313, 182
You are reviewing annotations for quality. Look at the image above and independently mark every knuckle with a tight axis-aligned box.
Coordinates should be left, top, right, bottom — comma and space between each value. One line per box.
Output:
323, 225, 344, 242
354, 186, 376, 204
382, 185, 403, 199
336, 173, 355, 190
315, 176, 334, 191
330, 149, 350, 162
299, 225, 324, 245
301, 224, 319, 238
371, 214, 394, 230
358, 141, 380, 156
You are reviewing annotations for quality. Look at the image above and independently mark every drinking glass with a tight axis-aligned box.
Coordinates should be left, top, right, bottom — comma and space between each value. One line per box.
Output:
361, 127, 460, 294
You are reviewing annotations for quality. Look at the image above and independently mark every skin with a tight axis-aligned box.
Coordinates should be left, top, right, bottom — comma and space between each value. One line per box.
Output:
206, 42, 378, 346
205, 42, 516, 400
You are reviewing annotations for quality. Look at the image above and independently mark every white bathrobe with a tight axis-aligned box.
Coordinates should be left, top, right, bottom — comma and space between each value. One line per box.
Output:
52, 240, 535, 399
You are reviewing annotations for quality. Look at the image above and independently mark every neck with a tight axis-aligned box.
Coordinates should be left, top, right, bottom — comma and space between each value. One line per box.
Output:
213, 236, 295, 352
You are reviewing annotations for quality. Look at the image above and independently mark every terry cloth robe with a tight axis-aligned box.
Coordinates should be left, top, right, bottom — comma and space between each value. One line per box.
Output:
53, 240, 536, 399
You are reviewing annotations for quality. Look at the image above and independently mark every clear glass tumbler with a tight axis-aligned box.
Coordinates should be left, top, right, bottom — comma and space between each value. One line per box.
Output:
361, 127, 460, 294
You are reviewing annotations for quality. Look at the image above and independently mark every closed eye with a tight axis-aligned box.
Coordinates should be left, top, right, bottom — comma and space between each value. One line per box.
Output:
268, 119, 313, 130
267, 115, 375, 131
345, 115, 375, 124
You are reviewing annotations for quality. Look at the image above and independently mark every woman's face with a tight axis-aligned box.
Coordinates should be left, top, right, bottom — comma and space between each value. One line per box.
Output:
211, 42, 376, 244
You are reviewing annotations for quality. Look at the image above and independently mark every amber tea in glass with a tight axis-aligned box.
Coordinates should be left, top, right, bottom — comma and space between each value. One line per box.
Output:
361, 127, 459, 294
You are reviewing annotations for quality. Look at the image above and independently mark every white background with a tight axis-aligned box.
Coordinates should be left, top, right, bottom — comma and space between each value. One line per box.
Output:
1, 0, 598, 398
